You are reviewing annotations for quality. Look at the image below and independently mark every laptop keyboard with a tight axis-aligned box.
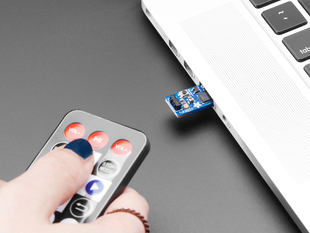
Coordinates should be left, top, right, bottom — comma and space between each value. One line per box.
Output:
262, 2, 306, 34
250, 0, 280, 8
283, 28, 310, 61
250, 0, 310, 76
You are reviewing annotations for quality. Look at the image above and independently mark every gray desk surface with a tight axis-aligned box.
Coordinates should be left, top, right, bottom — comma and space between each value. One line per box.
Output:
0, 1, 301, 232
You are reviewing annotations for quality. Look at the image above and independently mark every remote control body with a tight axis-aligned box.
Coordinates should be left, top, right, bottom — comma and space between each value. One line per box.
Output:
28, 110, 150, 223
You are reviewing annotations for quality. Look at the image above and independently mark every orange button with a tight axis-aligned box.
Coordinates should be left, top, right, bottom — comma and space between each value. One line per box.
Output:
64, 123, 85, 141
88, 131, 109, 149
111, 140, 132, 158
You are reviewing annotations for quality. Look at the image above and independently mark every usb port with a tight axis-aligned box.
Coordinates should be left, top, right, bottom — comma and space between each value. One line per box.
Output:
168, 40, 180, 57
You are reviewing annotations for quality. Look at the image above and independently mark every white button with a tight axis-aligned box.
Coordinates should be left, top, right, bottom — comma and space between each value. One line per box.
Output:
93, 151, 102, 165
49, 214, 55, 223
60, 218, 78, 224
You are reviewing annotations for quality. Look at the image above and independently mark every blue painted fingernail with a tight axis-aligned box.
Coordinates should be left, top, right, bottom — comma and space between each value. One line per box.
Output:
64, 138, 93, 160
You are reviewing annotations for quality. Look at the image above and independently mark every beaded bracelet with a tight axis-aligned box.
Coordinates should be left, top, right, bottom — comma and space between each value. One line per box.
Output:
107, 208, 150, 233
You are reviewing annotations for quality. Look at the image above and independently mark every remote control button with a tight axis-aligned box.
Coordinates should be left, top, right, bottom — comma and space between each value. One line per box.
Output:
93, 151, 102, 165
85, 180, 104, 195
60, 218, 78, 224
97, 159, 119, 178
77, 175, 112, 202
70, 198, 94, 218
111, 140, 132, 158
64, 123, 85, 141
49, 214, 55, 223
51, 142, 67, 151
88, 131, 109, 149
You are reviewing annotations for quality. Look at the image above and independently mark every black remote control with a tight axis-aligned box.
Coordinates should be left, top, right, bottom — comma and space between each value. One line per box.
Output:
28, 110, 150, 224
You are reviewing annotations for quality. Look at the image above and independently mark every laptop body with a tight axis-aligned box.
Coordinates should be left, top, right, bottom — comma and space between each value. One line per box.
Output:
142, 0, 310, 232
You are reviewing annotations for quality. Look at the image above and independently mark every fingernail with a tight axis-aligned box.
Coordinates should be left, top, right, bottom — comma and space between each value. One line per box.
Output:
64, 138, 93, 160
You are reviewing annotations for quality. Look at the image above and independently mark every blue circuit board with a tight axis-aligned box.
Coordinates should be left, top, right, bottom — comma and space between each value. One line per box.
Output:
165, 84, 213, 118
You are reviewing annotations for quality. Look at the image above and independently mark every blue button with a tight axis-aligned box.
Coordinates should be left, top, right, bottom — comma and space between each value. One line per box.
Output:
85, 180, 104, 195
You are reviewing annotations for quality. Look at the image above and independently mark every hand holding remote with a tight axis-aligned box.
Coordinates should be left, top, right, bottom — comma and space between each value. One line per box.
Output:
0, 139, 149, 233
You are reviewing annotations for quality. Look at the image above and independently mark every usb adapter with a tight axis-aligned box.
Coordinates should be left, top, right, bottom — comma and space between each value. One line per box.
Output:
165, 84, 213, 118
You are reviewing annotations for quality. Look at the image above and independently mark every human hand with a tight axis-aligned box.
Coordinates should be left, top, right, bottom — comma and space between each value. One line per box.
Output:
0, 139, 149, 233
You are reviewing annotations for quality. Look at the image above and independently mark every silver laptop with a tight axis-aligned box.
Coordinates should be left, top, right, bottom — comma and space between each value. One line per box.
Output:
142, 0, 310, 232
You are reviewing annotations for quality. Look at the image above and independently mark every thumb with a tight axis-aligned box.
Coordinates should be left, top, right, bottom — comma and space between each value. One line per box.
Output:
0, 139, 94, 222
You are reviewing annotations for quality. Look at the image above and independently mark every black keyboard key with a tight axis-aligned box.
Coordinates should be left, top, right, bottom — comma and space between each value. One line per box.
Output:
299, 0, 310, 15
304, 64, 310, 76
283, 28, 310, 62
262, 2, 307, 35
250, 0, 280, 8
